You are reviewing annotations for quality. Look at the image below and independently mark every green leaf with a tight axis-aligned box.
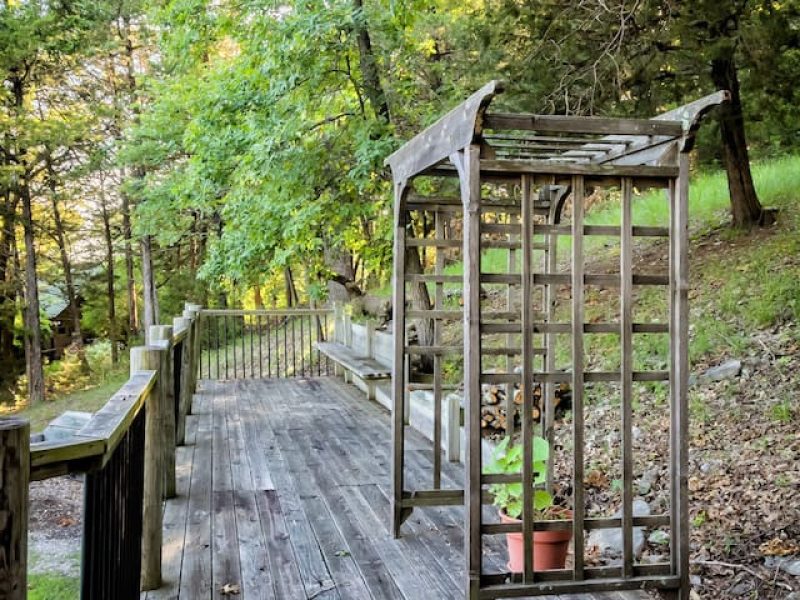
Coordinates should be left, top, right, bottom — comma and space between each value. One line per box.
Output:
533, 490, 553, 512
532, 436, 549, 462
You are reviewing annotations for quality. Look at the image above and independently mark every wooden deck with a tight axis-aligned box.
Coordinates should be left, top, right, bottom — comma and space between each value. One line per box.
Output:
143, 377, 647, 600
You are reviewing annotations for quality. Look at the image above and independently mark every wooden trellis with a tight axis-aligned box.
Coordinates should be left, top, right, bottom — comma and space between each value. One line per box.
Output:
386, 81, 727, 599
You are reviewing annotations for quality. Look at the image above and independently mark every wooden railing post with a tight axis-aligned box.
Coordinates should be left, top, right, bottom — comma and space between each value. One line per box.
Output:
365, 319, 375, 358
131, 346, 163, 590
173, 316, 192, 442
181, 307, 197, 396
183, 303, 202, 395
343, 312, 353, 383
149, 325, 177, 498
333, 302, 344, 343
0, 417, 29, 600
187, 303, 203, 382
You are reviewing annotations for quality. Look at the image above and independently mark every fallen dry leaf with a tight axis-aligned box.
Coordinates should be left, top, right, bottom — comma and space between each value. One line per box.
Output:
220, 583, 240, 595
758, 537, 800, 556
584, 470, 609, 489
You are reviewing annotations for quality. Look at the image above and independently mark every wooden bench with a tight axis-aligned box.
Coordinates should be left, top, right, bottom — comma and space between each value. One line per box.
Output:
315, 341, 390, 399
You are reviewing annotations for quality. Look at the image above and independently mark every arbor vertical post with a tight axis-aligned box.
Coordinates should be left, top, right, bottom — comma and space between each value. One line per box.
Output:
150, 325, 176, 498
671, 155, 692, 599
459, 144, 482, 600
0, 417, 29, 600
131, 346, 163, 590
391, 181, 408, 538
571, 175, 586, 579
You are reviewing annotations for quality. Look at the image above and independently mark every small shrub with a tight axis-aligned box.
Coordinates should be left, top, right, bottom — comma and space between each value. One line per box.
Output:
44, 347, 91, 397
85, 339, 124, 382
770, 399, 794, 424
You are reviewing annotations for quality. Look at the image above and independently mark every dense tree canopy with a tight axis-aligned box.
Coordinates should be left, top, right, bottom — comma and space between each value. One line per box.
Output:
1, 0, 799, 402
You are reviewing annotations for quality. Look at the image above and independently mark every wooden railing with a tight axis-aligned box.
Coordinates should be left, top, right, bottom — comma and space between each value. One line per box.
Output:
198, 308, 333, 380
0, 302, 203, 600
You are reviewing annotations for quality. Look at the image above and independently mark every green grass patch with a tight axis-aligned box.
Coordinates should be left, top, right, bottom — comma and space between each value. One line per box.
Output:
28, 572, 79, 599
6, 368, 129, 434
369, 155, 800, 374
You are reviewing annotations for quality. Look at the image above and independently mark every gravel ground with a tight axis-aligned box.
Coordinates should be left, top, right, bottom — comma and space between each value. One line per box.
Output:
28, 475, 83, 577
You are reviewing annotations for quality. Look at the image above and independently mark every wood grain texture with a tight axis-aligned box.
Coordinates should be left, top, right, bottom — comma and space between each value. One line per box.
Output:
141, 377, 648, 600
0, 418, 29, 600
315, 342, 391, 380
132, 346, 164, 590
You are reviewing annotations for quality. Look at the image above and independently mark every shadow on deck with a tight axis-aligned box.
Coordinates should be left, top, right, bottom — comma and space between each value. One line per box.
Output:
143, 377, 647, 600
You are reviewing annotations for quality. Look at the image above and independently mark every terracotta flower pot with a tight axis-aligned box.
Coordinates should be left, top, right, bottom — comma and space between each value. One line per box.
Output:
499, 509, 573, 572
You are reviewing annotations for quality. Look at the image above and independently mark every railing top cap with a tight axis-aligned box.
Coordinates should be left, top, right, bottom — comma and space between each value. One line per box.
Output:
0, 417, 29, 430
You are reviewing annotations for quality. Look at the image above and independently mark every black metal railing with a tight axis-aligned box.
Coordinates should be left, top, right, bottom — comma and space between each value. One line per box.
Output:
198, 309, 333, 379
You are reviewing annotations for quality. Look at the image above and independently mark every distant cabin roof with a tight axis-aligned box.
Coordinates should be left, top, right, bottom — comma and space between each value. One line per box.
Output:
38, 282, 70, 320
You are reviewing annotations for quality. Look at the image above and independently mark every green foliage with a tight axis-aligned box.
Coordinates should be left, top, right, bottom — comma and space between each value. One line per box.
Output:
126, 0, 415, 295
770, 399, 794, 424
42, 349, 91, 398
28, 572, 79, 600
5, 363, 129, 433
486, 436, 552, 519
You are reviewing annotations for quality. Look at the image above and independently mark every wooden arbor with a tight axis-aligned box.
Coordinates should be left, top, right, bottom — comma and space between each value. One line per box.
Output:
385, 81, 727, 599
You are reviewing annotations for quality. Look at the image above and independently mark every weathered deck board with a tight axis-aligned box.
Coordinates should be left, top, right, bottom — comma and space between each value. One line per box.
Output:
144, 377, 649, 600
179, 408, 212, 599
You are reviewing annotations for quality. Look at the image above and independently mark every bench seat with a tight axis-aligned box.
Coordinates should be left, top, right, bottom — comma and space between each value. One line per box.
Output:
315, 342, 391, 381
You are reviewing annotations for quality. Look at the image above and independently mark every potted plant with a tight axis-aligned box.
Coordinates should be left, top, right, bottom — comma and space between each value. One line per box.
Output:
487, 436, 572, 572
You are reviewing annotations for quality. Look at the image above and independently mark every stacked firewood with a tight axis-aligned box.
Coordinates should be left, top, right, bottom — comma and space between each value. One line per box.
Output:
481, 382, 571, 432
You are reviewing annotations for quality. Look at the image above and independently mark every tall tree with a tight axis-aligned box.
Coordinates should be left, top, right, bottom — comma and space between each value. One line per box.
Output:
679, 1, 764, 228
45, 150, 84, 351
0, 0, 110, 402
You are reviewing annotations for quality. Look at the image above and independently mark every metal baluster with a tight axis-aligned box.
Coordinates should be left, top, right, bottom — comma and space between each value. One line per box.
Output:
283, 316, 288, 378
241, 316, 246, 378
205, 316, 210, 379
267, 316, 272, 378
215, 316, 220, 379
224, 315, 229, 379
275, 316, 280, 378
300, 313, 305, 377
258, 315, 263, 379
291, 315, 297, 376
232, 315, 238, 378
323, 313, 329, 375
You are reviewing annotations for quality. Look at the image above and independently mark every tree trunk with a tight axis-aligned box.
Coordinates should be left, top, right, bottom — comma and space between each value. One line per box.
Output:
100, 184, 119, 364
710, 54, 763, 229
0, 193, 19, 366
253, 285, 264, 310
122, 190, 138, 335
141, 235, 158, 335
213, 212, 227, 308
404, 244, 434, 372
46, 154, 83, 352
20, 178, 44, 404
352, 0, 390, 122
284, 267, 300, 307
121, 17, 142, 336
324, 243, 362, 302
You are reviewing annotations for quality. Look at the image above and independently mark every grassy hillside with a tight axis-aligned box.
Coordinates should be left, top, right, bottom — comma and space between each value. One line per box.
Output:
376, 155, 800, 368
